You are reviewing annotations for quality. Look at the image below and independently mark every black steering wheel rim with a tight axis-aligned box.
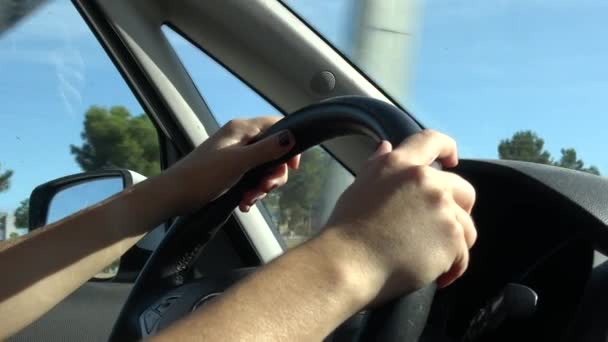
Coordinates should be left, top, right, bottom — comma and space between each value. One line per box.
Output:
110, 95, 436, 341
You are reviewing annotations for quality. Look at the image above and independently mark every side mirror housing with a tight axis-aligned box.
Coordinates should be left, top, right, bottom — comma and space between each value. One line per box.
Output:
28, 169, 141, 230
26, 169, 164, 280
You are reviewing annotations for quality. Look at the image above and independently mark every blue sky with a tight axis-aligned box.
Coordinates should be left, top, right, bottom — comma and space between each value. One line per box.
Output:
1, 0, 607, 214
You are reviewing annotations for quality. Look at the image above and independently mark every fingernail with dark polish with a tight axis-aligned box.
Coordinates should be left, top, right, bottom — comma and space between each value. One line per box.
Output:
278, 131, 291, 146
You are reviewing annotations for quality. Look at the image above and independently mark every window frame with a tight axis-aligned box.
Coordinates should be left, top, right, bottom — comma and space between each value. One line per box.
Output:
75, 0, 420, 261
161, 26, 357, 249
72, 0, 284, 263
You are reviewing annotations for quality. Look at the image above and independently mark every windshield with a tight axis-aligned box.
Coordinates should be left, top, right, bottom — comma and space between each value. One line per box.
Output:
0, 0, 158, 250
284, 0, 608, 175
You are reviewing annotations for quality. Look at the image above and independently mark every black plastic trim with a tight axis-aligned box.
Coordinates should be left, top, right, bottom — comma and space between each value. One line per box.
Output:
161, 23, 286, 124
457, 159, 608, 253
223, 216, 263, 267
275, 0, 426, 129
71, 0, 193, 155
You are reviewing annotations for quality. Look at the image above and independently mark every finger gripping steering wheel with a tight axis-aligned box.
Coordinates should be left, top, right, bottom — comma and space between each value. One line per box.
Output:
110, 96, 436, 341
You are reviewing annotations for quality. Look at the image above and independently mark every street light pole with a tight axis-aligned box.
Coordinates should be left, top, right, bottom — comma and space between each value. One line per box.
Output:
352, 0, 419, 101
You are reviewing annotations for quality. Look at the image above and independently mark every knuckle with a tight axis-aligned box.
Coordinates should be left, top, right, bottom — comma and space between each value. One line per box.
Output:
458, 252, 470, 274
421, 129, 457, 149
428, 186, 450, 206
446, 225, 463, 246
407, 165, 429, 184
440, 131, 456, 146
467, 180, 477, 204
469, 226, 478, 246
454, 174, 476, 204
441, 212, 462, 240
463, 251, 471, 268
448, 136, 458, 149
420, 129, 437, 138
224, 119, 244, 131
383, 152, 403, 168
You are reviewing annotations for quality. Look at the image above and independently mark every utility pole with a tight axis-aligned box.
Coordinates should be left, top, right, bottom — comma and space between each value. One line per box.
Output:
314, 0, 420, 231
352, 0, 419, 101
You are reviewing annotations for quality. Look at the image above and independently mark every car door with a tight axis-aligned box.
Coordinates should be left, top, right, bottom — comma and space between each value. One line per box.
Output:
0, 1, 167, 340
1, 2, 287, 340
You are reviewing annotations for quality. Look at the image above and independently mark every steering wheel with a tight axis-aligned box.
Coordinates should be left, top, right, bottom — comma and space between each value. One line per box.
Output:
110, 96, 437, 341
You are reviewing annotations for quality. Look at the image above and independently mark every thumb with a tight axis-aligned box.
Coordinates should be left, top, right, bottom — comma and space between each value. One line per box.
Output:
242, 130, 295, 167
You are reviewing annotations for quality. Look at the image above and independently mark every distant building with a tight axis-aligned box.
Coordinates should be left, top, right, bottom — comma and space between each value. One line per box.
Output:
0, 212, 6, 240
0, 211, 27, 240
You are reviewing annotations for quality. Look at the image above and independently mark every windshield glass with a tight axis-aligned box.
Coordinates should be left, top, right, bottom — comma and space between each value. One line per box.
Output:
284, 0, 608, 175
0, 0, 158, 251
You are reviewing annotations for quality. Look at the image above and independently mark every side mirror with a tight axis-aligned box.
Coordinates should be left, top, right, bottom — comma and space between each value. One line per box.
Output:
27, 169, 146, 279
27, 169, 165, 279
29, 169, 142, 230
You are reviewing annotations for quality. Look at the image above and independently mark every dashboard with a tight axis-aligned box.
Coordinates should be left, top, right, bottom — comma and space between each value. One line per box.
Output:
134, 158, 608, 341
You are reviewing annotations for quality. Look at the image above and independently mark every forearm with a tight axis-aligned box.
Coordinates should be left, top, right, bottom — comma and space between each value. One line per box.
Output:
152, 229, 381, 341
0, 172, 183, 338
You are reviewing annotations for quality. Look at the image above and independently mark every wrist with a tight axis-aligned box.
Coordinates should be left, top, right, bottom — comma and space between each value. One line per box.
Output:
156, 166, 210, 215
139, 170, 194, 217
309, 227, 388, 309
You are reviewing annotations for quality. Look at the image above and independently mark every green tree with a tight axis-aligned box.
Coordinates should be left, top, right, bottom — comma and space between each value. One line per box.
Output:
0, 163, 13, 193
498, 131, 552, 164
499, 130, 600, 175
263, 147, 332, 237
555, 148, 600, 175
70, 106, 160, 176
14, 198, 29, 228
